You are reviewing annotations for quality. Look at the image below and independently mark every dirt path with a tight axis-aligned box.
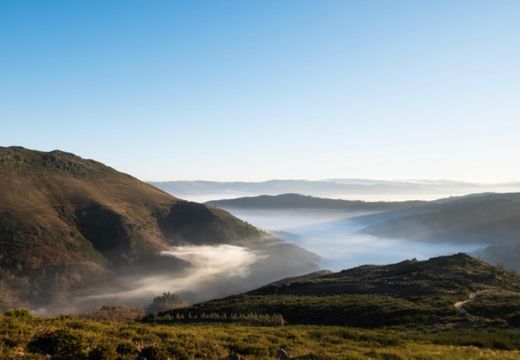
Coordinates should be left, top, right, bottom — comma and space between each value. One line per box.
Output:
454, 292, 477, 315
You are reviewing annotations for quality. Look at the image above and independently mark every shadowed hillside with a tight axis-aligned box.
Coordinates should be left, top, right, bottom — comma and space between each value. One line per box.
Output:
360, 193, 520, 271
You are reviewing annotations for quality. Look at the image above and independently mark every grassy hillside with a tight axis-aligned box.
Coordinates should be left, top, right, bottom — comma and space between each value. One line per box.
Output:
0, 147, 265, 311
206, 193, 423, 211
2, 311, 520, 359
150, 254, 520, 328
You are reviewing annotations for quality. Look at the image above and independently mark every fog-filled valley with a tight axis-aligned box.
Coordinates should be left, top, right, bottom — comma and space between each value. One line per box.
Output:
63, 242, 318, 314
203, 192, 520, 273
214, 207, 485, 272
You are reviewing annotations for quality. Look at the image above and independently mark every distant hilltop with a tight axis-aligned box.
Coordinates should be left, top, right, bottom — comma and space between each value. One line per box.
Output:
206, 193, 423, 210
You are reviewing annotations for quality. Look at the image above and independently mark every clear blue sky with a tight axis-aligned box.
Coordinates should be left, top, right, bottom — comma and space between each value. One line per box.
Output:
1, 0, 519, 182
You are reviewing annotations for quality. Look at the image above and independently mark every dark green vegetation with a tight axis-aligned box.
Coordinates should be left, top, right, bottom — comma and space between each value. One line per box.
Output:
206, 193, 423, 211
151, 254, 520, 328
361, 192, 520, 271
0, 147, 265, 311
2, 310, 520, 359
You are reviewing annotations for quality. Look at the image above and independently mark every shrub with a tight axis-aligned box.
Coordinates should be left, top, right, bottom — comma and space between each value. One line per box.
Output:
140, 346, 170, 360
28, 329, 85, 357
89, 343, 118, 360
4, 308, 33, 319
116, 342, 139, 356
147, 293, 184, 314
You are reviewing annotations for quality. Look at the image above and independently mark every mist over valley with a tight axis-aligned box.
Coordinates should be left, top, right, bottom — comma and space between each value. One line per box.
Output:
206, 195, 490, 271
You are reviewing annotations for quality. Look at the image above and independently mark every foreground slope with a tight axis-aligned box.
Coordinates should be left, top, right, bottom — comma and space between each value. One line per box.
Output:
152, 254, 520, 327
3, 313, 520, 359
0, 147, 265, 310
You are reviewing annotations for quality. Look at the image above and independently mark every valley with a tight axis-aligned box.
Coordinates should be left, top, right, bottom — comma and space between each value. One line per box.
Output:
205, 195, 487, 271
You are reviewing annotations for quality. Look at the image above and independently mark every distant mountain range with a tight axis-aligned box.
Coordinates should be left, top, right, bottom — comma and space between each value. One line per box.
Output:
149, 253, 520, 328
0, 147, 317, 311
150, 179, 520, 202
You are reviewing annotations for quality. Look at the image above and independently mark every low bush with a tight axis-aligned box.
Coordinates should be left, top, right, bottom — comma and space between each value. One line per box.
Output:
140, 345, 170, 360
28, 329, 86, 357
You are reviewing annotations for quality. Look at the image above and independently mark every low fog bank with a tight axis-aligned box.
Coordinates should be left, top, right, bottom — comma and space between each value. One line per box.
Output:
220, 208, 487, 272
46, 241, 318, 314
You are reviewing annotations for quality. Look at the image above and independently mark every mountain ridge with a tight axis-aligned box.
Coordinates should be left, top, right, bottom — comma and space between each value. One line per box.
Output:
206, 193, 424, 211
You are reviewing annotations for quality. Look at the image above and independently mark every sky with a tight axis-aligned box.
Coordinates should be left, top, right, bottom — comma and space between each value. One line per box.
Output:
1, 0, 519, 182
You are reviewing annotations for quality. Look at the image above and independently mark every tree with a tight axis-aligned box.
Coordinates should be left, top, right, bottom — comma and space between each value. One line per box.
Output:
146, 292, 184, 314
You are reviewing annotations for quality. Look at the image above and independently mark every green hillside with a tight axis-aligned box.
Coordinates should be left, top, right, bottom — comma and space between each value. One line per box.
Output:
150, 254, 520, 328
2, 312, 520, 359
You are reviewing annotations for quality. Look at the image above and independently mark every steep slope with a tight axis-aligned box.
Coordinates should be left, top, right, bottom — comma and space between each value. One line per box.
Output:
150, 254, 520, 327
206, 193, 423, 211
0, 147, 265, 310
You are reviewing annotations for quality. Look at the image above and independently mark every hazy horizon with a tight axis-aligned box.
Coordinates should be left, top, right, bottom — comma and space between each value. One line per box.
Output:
150, 177, 520, 203
148, 177, 520, 185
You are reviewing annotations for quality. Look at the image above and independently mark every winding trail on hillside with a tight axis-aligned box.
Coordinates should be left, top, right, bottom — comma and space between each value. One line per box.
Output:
454, 292, 478, 315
